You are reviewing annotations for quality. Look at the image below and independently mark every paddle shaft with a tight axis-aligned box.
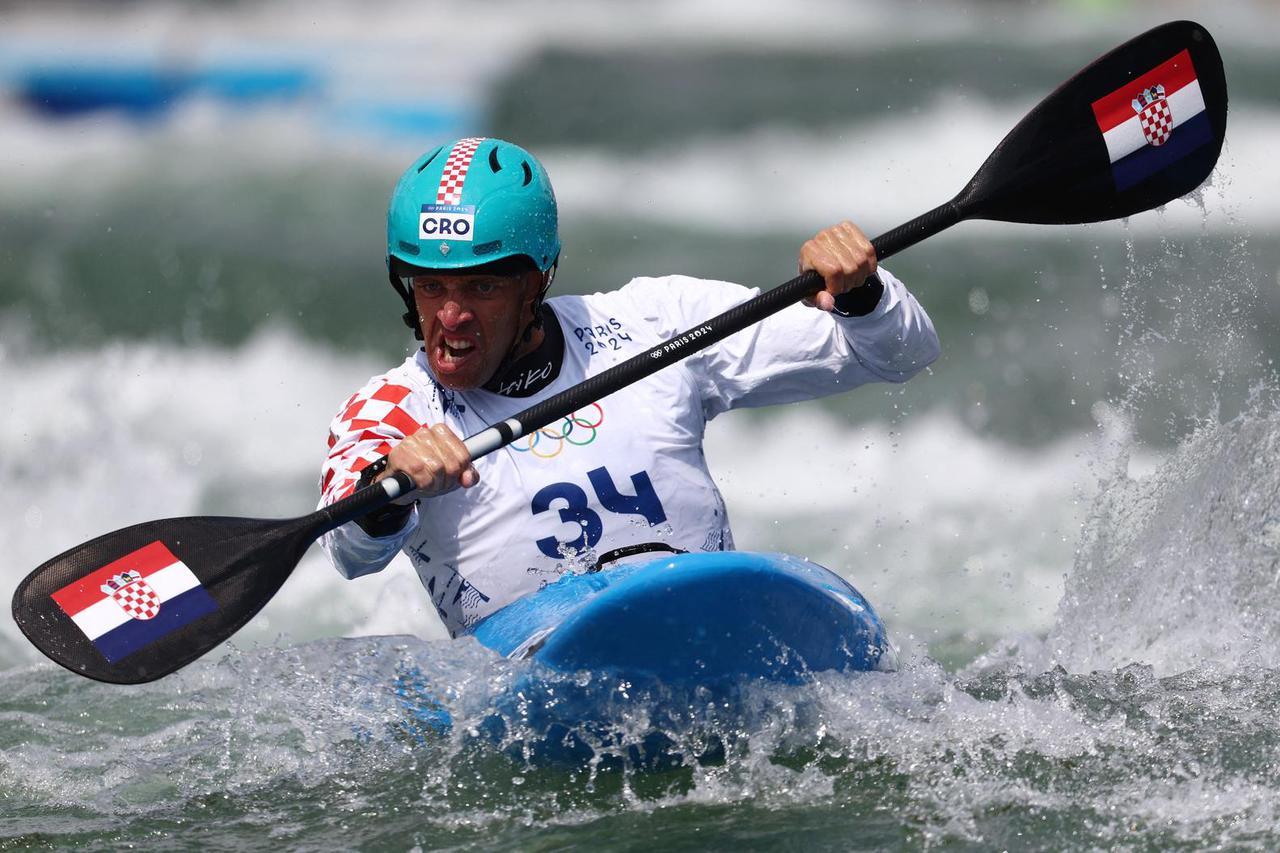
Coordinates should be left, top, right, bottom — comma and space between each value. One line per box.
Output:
462, 200, 964, 459
314, 199, 966, 534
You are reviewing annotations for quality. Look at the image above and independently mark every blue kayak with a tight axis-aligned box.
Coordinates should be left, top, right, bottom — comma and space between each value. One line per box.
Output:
468, 551, 892, 683
389, 552, 891, 761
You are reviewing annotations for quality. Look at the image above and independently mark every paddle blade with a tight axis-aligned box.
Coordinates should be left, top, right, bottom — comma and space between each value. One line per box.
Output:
958, 20, 1226, 225
11, 516, 316, 684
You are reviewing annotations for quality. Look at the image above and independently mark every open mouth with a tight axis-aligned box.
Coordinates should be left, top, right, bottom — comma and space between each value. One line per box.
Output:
436, 337, 477, 368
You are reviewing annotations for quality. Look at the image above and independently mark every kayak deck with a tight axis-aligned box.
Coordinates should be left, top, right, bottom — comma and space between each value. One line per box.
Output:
469, 552, 891, 684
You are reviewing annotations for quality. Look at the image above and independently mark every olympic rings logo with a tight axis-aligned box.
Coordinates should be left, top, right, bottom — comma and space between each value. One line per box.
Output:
512, 403, 605, 459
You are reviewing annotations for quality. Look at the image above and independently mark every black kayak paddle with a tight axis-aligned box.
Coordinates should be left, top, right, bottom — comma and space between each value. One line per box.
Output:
13, 20, 1227, 683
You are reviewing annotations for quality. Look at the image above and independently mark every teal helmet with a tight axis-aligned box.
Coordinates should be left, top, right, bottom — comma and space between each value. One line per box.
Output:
386, 137, 561, 339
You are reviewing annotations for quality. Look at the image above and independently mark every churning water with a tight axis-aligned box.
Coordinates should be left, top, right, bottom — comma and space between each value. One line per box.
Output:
3, 0, 1280, 848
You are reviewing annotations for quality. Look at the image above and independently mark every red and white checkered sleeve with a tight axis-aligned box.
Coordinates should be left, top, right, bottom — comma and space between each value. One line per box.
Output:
319, 379, 423, 508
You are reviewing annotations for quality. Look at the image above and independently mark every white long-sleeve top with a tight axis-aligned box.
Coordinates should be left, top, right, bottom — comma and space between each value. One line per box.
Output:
319, 269, 939, 636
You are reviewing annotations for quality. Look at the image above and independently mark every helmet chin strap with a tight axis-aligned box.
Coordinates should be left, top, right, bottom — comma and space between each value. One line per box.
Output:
389, 264, 425, 341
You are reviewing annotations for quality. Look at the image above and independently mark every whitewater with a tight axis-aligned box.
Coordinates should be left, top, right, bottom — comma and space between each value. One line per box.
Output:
3, 1, 1280, 848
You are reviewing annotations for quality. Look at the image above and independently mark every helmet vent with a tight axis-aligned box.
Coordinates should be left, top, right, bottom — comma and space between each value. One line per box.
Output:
472, 240, 502, 257
488, 147, 501, 172
415, 147, 442, 174
398, 240, 421, 256
521, 161, 533, 186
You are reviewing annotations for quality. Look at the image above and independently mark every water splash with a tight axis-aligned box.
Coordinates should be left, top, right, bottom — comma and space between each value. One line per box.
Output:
1036, 411, 1280, 675
9, 635, 1280, 848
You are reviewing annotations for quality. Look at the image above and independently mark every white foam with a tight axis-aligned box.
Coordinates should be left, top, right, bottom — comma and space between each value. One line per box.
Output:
0, 329, 1102, 668
704, 407, 1117, 640
1029, 410, 1280, 676
0, 331, 445, 666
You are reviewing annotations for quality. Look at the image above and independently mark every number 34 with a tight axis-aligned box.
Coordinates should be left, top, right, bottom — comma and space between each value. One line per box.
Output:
531, 466, 667, 559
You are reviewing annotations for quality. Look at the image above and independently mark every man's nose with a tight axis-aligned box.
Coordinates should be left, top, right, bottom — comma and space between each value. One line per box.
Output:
437, 299, 474, 329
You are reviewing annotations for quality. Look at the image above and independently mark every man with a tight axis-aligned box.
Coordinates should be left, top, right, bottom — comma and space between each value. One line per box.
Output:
319, 137, 939, 637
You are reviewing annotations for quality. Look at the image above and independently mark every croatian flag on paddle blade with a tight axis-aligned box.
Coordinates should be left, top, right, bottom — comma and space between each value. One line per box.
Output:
1092, 48, 1213, 192
50, 541, 217, 663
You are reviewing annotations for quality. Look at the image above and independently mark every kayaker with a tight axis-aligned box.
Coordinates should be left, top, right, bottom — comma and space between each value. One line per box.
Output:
319, 137, 940, 636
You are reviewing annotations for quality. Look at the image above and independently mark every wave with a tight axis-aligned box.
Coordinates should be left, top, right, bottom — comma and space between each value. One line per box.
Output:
995, 408, 1280, 676
5, 631, 1279, 847
0, 329, 1102, 671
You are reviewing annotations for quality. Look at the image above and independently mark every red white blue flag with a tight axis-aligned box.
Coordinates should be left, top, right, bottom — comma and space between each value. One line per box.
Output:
51, 541, 217, 663
1092, 49, 1212, 191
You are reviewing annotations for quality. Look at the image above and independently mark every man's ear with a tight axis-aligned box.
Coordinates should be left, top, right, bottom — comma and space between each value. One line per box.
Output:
522, 269, 544, 311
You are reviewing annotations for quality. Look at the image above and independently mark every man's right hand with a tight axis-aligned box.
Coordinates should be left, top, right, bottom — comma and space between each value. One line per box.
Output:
381, 423, 479, 501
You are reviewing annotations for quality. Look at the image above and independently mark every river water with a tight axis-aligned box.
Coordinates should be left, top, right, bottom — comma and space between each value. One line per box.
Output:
2, 1, 1279, 848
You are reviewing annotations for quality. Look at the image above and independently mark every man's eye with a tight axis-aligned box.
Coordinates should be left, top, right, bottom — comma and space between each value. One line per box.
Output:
474, 281, 498, 296
415, 280, 443, 296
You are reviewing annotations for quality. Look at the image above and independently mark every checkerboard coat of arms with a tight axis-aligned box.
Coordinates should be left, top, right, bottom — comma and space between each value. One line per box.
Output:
1133, 84, 1173, 146
102, 570, 161, 620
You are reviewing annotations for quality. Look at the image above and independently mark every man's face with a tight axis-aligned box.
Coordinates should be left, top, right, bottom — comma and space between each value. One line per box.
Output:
413, 270, 541, 390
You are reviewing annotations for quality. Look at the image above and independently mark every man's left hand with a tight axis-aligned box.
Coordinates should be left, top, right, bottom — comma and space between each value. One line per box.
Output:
798, 220, 877, 312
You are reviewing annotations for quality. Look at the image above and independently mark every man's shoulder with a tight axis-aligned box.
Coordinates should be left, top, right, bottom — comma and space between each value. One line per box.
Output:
338, 353, 420, 398
328, 352, 444, 428
549, 275, 750, 330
